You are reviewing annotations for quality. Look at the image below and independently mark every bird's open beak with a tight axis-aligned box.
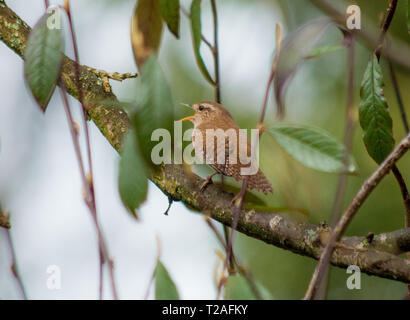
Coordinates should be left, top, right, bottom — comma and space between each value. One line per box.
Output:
178, 103, 196, 122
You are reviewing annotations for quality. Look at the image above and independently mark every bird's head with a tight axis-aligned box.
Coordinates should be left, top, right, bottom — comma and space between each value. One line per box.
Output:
178, 101, 234, 127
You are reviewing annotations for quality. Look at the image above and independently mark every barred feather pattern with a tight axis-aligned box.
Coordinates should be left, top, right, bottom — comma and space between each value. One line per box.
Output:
194, 124, 273, 195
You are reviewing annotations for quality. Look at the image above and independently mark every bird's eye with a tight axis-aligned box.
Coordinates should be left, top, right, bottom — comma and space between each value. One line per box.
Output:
198, 105, 205, 111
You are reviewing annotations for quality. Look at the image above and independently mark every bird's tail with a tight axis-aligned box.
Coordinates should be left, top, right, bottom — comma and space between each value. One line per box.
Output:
247, 170, 273, 195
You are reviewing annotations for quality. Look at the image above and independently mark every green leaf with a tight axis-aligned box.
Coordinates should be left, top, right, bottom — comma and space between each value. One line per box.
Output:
224, 274, 275, 300
224, 274, 273, 300
155, 260, 179, 300
305, 44, 344, 59
274, 19, 333, 116
189, 0, 215, 85
359, 54, 395, 164
118, 129, 148, 217
131, 0, 163, 68
133, 55, 174, 167
224, 275, 255, 300
159, 0, 180, 38
24, 10, 64, 112
269, 123, 357, 174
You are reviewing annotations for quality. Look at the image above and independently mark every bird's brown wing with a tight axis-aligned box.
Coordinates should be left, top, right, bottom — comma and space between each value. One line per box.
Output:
209, 131, 273, 195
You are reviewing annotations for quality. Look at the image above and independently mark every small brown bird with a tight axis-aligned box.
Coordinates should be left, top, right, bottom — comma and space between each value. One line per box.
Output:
179, 101, 273, 196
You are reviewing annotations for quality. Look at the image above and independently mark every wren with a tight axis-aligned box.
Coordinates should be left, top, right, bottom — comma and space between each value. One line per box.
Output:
179, 101, 273, 195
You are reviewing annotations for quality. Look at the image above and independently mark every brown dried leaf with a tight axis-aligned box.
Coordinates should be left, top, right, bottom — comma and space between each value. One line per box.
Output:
131, 0, 163, 68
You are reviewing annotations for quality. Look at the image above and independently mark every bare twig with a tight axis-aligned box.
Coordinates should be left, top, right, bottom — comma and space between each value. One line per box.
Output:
387, 60, 409, 134
329, 32, 356, 227
223, 22, 281, 296
206, 2, 265, 296
208, 0, 235, 274
374, 0, 397, 60
225, 177, 248, 272
205, 217, 264, 300
260, 24, 282, 123
392, 163, 410, 295
143, 237, 161, 300
210, 0, 220, 102
388, 51, 410, 296
5, 229, 27, 299
58, 83, 118, 299
84, 66, 137, 82
316, 32, 356, 300
205, 217, 227, 250
60, 1, 118, 299
373, 0, 410, 295
1, 205, 27, 299
304, 132, 410, 299
306, 0, 409, 300
310, 0, 410, 70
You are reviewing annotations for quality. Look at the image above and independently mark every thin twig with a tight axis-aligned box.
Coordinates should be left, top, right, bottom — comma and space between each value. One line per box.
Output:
387, 38, 410, 298
58, 83, 118, 300
392, 165, 410, 227
205, 217, 264, 299
60, 1, 118, 299
304, 132, 410, 299
373, 0, 410, 294
392, 163, 410, 296
236, 265, 263, 300
143, 267, 156, 300
329, 32, 356, 227
226, 24, 281, 264
4, 227, 27, 299
310, 0, 410, 70
305, 0, 408, 299
223, 22, 281, 297
387, 60, 409, 134
84, 66, 137, 82
208, 0, 234, 273
374, 0, 397, 60
210, 0, 220, 102
205, 217, 227, 250
260, 24, 282, 124
225, 178, 248, 266
143, 236, 161, 299
206, 2, 263, 295
316, 32, 356, 300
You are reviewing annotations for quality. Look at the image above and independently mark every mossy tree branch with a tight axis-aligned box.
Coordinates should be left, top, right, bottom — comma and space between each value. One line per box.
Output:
0, 1, 409, 284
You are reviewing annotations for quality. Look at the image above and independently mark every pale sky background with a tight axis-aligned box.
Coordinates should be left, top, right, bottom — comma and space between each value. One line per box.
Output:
0, 0, 289, 299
